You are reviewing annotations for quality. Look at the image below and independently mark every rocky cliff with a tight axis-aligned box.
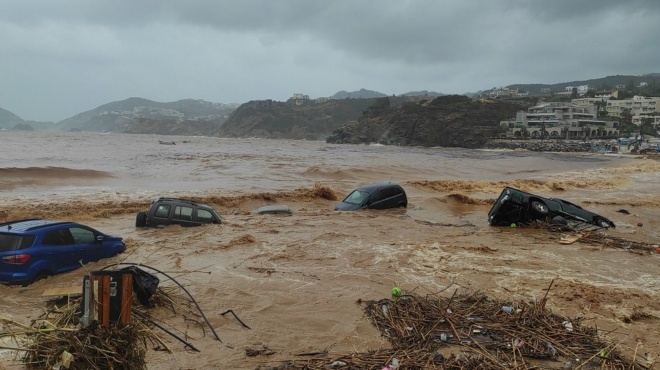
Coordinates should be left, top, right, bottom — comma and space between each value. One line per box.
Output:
217, 98, 379, 140
326, 95, 532, 148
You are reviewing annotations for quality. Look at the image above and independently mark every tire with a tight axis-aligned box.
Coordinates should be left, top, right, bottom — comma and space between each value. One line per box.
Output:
26, 271, 50, 286
530, 201, 549, 215
135, 211, 147, 227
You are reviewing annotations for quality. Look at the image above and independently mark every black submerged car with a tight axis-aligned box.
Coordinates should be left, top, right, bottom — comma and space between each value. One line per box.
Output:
335, 182, 407, 211
136, 197, 222, 228
488, 187, 615, 228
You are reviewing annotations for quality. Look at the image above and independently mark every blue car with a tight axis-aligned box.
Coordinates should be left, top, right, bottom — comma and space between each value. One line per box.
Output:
0, 219, 126, 286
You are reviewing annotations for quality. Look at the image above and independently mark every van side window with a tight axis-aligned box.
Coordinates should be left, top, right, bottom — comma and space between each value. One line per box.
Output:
154, 204, 171, 218
173, 206, 194, 221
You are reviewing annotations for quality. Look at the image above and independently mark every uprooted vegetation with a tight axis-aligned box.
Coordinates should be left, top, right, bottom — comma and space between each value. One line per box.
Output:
0, 276, 214, 370
261, 288, 655, 370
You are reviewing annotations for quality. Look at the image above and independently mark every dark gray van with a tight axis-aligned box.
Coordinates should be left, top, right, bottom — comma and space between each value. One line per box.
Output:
335, 182, 407, 211
136, 197, 222, 228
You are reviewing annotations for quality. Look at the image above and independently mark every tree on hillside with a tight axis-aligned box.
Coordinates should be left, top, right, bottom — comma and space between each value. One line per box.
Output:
594, 99, 608, 118
544, 94, 571, 103
641, 114, 658, 137
363, 97, 391, 117
571, 87, 578, 98
620, 108, 633, 125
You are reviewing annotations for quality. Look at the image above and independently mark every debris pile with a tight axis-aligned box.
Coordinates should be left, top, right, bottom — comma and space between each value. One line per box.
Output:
1, 298, 152, 370
0, 283, 210, 369
265, 290, 653, 369
530, 219, 658, 253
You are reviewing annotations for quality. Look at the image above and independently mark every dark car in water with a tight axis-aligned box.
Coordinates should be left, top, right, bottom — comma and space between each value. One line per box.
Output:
335, 182, 407, 211
136, 197, 222, 228
488, 187, 615, 228
0, 219, 126, 286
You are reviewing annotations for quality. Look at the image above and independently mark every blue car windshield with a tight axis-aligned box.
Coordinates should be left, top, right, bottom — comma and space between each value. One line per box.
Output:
344, 190, 369, 205
0, 234, 36, 252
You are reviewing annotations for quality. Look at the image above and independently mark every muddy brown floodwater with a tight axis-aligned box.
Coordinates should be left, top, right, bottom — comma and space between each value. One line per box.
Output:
1, 132, 659, 369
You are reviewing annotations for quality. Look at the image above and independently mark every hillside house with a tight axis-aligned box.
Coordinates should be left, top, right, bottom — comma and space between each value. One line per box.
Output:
565, 85, 590, 95
291, 93, 310, 106
488, 87, 528, 99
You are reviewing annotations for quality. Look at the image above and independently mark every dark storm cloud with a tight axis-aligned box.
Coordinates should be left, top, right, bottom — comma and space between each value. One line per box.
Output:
0, 0, 658, 121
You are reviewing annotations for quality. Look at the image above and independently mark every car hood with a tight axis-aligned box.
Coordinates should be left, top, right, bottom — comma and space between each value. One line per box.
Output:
334, 202, 363, 211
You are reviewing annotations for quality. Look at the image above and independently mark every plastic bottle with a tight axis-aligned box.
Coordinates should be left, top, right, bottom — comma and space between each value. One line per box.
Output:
502, 305, 514, 313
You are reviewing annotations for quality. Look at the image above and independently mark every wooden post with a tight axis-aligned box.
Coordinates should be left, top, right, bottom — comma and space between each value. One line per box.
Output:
90, 271, 133, 327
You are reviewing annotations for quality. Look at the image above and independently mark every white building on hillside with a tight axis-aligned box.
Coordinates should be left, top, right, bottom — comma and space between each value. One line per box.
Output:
500, 102, 618, 139
565, 85, 590, 94
606, 95, 659, 117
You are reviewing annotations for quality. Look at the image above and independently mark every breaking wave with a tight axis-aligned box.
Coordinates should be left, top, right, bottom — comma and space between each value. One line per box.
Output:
0, 184, 338, 222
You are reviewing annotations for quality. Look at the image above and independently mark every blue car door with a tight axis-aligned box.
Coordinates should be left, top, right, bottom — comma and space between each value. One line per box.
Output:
68, 226, 103, 263
41, 228, 78, 273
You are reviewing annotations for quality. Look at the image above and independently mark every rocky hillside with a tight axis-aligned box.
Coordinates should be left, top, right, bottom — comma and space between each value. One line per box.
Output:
326, 95, 532, 148
55, 98, 238, 133
217, 98, 385, 140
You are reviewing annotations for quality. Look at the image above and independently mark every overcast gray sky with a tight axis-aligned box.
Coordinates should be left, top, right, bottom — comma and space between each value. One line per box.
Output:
1, 0, 659, 122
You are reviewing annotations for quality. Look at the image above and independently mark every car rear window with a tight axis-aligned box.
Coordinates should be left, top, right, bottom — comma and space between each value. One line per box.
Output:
198, 209, 219, 222
0, 234, 36, 252
154, 204, 171, 218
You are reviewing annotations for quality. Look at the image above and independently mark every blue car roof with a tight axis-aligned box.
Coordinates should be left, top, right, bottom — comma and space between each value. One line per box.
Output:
0, 219, 70, 233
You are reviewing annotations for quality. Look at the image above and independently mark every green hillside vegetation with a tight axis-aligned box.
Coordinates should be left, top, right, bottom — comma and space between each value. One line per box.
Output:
505, 73, 660, 96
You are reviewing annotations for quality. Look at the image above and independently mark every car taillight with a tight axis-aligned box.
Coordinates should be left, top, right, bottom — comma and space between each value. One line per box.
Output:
2, 254, 31, 264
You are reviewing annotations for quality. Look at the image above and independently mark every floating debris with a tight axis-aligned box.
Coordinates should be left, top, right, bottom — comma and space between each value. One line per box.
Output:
263, 288, 654, 370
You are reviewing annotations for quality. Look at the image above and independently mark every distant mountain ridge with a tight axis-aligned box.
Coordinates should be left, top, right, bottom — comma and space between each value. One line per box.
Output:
55, 98, 239, 133
330, 88, 388, 99
0, 73, 657, 134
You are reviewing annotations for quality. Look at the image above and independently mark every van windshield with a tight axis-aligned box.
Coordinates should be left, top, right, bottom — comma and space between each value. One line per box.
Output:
0, 234, 36, 252
343, 190, 369, 205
